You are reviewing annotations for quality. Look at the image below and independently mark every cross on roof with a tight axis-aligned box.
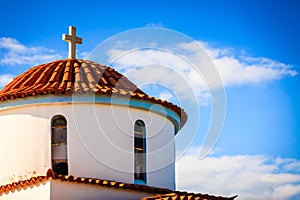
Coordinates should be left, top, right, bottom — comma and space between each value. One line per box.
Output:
62, 26, 82, 59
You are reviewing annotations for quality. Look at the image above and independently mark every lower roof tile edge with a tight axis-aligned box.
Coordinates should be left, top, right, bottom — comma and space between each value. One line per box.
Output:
0, 169, 237, 200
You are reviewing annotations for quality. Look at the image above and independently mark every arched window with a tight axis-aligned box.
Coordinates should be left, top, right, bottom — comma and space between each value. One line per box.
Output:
51, 115, 68, 175
134, 120, 146, 184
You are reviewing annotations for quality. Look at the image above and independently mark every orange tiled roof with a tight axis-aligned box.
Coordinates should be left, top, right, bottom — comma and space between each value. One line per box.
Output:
0, 169, 172, 195
0, 169, 237, 200
0, 59, 187, 127
142, 193, 238, 200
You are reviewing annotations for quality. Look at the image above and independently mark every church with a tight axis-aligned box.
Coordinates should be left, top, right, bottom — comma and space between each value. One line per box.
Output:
0, 26, 237, 200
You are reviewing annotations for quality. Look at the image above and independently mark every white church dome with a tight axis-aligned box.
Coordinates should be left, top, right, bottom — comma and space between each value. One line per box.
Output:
0, 58, 187, 190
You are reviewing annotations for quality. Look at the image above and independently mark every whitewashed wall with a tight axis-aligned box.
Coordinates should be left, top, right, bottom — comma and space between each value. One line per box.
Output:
0, 105, 51, 186
0, 98, 176, 189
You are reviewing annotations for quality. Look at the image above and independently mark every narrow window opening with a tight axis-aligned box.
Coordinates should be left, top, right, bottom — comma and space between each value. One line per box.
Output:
51, 115, 68, 175
134, 120, 146, 184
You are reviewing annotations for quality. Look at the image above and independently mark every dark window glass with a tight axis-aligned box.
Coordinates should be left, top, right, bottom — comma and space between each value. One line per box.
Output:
51, 116, 68, 175
134, 120, 146, 183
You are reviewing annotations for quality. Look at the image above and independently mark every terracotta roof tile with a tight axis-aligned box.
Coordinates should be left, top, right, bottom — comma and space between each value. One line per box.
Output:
0, 59, 187, 128
0, 169, 173, 195
0, 169, 237, 200
0, 175, 48, 194
142, 193, 238, 200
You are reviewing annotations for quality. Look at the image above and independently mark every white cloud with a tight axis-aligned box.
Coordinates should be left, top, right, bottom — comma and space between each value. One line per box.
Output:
79, 51, 90, 59
0, 37, 26, 52
0, 74, 13, 88
0, 37, 62, 66
107, 48, 208, 104
158, 91, 175, 102
145, 22, 165, 28
176, 150, 300, 200
107, 49, 207, 108
179, 41, 297, 86
106, 40, 297, 105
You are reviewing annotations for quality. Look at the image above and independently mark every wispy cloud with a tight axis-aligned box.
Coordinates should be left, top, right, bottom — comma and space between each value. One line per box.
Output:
79, 51, 90, 59
106, 40, 297, 104
0, 74, 13, 88
0, 37, 26, 52
107, 49, 206, 102
176, 150, 300, 200
182, 41, 298, 86
0, 37, 62, 66
145, 22, 165, 28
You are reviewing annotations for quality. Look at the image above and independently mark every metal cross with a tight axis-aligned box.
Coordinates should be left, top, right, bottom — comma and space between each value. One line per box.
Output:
62, 26, 82, 59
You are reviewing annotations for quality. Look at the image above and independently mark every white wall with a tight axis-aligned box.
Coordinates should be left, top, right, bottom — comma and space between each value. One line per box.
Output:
0, 106, 51, 185
0, 98, 176, 189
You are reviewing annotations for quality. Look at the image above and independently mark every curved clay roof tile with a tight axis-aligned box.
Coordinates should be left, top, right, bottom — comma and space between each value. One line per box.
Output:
0, 59, 187, 128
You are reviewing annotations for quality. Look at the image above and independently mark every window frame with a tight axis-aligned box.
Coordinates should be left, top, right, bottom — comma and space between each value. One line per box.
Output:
51, 115, 68, 175
134, 120, 146, 184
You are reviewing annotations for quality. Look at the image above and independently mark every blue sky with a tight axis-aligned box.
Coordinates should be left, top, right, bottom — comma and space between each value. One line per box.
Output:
0, 0, 300, 199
